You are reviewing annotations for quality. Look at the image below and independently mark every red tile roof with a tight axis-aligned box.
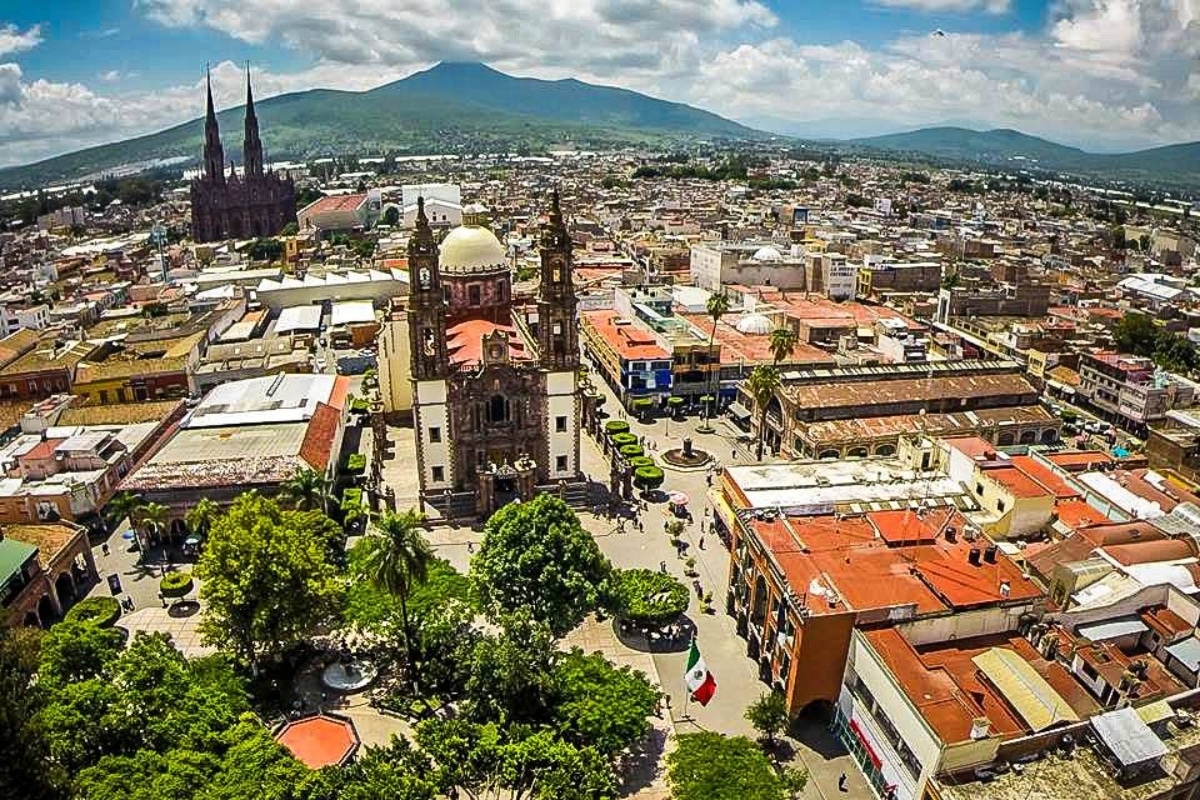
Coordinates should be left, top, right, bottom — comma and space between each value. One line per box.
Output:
1053, 498, 1111, 530
1101, 539, 1196, 566
326, 376, 352, 411
1008, 456, 1081, 500
581, 311, 669, 361
303, 194, 367, 215
446, 320, 529, 366
299, 402, 340, 471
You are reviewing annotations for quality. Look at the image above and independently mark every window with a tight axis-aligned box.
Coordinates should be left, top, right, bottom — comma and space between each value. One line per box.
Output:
431, 466, 444, 482
487, 395, 510, 424
429, 426, 442, 443
468, 284, 481, 306
975, 483, 984, 496
556, 455, 569, 472
997, 499, 1006, 513
555, 415, 568, 433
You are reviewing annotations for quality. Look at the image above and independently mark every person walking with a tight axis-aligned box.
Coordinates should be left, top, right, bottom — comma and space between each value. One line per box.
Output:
838, 773, 848, 792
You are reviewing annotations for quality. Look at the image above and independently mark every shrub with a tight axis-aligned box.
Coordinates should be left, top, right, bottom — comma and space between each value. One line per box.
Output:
667, 396, 684, 407
604, 420, 630, 436
64, 596, 120, 627
344, 453, 367, 474
619, 444, 644, 458
633, 466, 665, 492
629, 456, 655, 469
350, 397, 370, 413
632, 397, 654, 410
609, 568, 689, 626
610, 432, 638, 447
159, 572, 194, 599
342, 487, 364, 509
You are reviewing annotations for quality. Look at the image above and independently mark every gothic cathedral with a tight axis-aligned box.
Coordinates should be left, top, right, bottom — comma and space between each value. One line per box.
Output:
190, 68, 296, 243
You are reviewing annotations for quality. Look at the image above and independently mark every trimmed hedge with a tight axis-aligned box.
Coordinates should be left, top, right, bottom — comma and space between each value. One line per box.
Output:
604, 420, 631, 436
344, 453, 367, 474
632, 397, 654, 409
628, 456, 655, 469
610, 432, 638, 447
667, 396, 684, 406
619, 444, 644, 458
159, 572, 194, 599
350, 397, 370, 413
65, 596, 120, 627
633, 466, 665, 491
611, 568, 689, 626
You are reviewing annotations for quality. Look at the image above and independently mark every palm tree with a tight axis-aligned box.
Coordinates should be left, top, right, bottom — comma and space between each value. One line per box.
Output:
768, 327, 799, 367
282, 467, 330, 512
702, 290, 732, 428
356, 510, 433, 690
185, 498, 219, 538
745, 365, 781, 462
105, 490, 144, 529
138, 502, 169, 545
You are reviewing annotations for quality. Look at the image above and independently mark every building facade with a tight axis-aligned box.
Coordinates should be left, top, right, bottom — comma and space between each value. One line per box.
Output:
408, 195, 581, 518
190, 69, 296, 243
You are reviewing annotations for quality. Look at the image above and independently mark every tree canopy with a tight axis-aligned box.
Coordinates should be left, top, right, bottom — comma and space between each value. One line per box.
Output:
667, 732, 803, 800
470, 495, 612, 637
551, 649, 658, 757
609, 568, 689, 626
195, 493, 342, 669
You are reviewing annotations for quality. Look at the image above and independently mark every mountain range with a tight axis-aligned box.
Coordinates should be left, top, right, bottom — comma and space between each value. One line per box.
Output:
0, 62, 760, 190
0, 61, 1197, 191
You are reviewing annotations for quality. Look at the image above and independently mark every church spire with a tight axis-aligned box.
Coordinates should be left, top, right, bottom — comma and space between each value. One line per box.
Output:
242, 63, 264, 178
202, 65, 226, 183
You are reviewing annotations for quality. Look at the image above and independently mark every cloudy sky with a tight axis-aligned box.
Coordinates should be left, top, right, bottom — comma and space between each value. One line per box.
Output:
0, 0, 1197, 166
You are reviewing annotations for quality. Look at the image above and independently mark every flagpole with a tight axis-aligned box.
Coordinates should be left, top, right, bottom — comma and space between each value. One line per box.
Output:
681, 634, 694, 722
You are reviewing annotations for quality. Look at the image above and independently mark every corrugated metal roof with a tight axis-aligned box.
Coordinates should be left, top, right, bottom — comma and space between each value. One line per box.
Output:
972, 647, 1080, 732
1091, 707, 1167, 767
1077, 617, 1149, 642
1166, 637, 1200, 672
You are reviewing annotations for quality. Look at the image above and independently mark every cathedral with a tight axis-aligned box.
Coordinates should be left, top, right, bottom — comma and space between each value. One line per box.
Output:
190, 69, 296, 243
407, 193, 581, 518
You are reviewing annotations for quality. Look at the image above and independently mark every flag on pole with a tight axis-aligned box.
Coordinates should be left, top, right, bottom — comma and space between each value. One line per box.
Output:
685, 638, 717, 706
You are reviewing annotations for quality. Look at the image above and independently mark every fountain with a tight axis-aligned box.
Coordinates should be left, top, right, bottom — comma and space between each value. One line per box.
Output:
663, 436, 712, 469
320, 649, 378, 693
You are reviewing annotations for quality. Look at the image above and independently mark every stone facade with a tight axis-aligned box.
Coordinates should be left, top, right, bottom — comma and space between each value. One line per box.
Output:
190, 70, 296, 243
407, 194, 581, 518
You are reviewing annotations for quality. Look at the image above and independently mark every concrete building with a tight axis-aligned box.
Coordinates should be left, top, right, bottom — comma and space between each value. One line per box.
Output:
0, 522, 97, 628
1079, 353, 1197, 433
253, 268, 408, 312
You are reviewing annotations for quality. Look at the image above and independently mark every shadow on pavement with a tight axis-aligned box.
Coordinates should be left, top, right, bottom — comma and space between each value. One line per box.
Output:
617, 725, 669, 795
613, 615, 694, 654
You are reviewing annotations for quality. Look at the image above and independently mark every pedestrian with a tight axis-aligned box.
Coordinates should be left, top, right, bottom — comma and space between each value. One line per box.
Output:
101, 542, 110, 557
467, 541, 475, 553
699, 535, 705, 550
637, 519, 644, 533
839, 773, 848, 792
659, 560, 667, 573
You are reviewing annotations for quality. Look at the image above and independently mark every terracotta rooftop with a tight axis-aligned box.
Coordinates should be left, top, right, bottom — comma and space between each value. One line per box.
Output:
1045, 450, 1114, 472
5, 523, 82, 570
299, 403, 340, 472
582, 310, 669, 361
1101, 538, 1196, 567
302, 194, 367, 215
782, 372, 1037, 410
1053, 498, 1112, 530
447, 319, 530, 366
58, 399, 183, 427
1008, 456, 1081, 500
274, 714, 358, 769
748, 507, 1042, 618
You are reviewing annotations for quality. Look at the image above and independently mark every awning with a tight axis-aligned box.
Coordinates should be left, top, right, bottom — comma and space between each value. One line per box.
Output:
849, 719, 883, 769
708, 488, 738, 531
727, 401, 752, 420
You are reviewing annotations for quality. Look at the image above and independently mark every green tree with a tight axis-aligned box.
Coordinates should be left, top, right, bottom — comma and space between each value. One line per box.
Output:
608, 568, 688, 627
105, 490, 146, 555
381, 206, 401, 227
330, 736, 436, 800
1114, 313, 1160, 357
38, 619, 122, 689
281, 467, 330, 512
768, 327, 799, 367
745, 365, 781, 461
465, 613, 558, 725
667, 732, 798, 800
745, 691, 790, 747
354, 510, 433, 690
470, 495, 612, 637
551, 648, 658, 757
703, 290, 732, 425
195, 493, 342, 671
184, 498, 220, 538
0, 624, 63, 800
280, 222, 299, 236
247, 238, 284, 262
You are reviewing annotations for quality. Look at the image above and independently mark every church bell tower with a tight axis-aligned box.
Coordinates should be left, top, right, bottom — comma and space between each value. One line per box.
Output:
407, 197, 449, 380
537, 190, 578, 371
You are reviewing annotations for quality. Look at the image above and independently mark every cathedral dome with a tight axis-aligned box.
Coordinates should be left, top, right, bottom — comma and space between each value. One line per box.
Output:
751, 246, 783, 262
439, 223, 507, 273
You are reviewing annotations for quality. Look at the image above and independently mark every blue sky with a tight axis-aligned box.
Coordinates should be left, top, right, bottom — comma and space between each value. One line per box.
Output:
0, 0, 1196, 166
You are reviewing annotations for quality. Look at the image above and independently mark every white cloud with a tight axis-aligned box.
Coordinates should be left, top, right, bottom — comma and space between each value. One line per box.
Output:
0, 24, 41, 57
98, 70, 123, 82
871, 0, 1010, 13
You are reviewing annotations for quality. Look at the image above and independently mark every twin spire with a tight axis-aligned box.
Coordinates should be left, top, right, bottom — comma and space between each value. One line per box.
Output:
202, 63, 264, 182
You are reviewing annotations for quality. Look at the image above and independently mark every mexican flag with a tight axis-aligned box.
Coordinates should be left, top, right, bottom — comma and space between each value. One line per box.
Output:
685, 639, 717, 706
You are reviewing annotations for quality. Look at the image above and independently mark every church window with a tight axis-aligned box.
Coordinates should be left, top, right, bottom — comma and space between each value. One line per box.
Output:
432, 466, 444, 482
487, 395, 510, 424
555, 416, 568, 433
469, 285, 481, 306
552, 263, 563, 283
429, 426, 441, 443
552, 322, 563, 335
556, 455, 569, 472
419, 266, 431, 290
